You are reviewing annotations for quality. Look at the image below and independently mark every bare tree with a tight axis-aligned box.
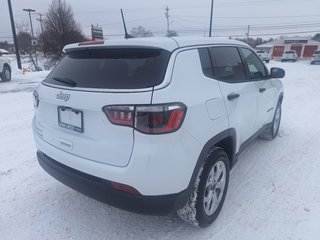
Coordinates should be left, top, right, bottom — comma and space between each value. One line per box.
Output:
130, 26, 153, 38
42, 0, 85, 61
16, 22, 32, 54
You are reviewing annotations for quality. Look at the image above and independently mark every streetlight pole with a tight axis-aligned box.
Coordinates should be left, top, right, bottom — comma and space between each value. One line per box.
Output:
23, 8, 39, 70
7, 0, 22, 69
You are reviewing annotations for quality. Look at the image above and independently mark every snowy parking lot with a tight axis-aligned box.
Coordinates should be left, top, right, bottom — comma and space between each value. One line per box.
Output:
1, 61, 320, 240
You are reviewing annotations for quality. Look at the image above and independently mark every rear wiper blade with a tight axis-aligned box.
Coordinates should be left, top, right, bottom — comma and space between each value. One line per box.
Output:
52, 77, 77, 87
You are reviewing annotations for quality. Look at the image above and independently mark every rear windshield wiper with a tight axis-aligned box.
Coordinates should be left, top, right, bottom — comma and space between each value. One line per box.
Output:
52, 77, 77, 87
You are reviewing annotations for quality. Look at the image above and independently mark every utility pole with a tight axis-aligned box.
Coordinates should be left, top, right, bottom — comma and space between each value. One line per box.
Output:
7, 0, 22, 69
23, 8, 39, 70
165, 6, 170, 37
209, 0, 214, 37
246, 25, 250, 43
23, 9, 35, 38
36, 13, 44, 36
36, 13, 45, 56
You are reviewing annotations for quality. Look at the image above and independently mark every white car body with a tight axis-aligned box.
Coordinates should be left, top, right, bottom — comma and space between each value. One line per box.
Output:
32, 37, 284, 224
0, 49, 12, 81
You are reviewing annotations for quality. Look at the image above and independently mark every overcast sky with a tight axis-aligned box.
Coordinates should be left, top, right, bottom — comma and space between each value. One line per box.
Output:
1, 0, 320, 42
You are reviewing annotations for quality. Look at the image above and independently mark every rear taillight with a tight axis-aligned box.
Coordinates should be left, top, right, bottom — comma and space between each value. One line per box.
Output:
104, 106, 134, 127
102, 103, 186, 134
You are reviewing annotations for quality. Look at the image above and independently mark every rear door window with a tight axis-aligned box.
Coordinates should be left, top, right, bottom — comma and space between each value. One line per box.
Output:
209, 47, 246, 82
44, 48, 171, 89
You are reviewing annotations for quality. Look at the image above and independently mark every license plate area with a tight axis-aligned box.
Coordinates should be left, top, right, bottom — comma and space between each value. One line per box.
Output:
58, 106, 83, 133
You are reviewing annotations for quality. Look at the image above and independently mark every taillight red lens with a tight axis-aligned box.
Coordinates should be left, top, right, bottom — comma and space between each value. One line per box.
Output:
135, 104, 186, 134
102, 103, 186, 134
103, 106, 134, 127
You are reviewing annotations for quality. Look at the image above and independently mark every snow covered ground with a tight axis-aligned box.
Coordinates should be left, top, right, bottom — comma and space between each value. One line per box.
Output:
1, 61, 320, 240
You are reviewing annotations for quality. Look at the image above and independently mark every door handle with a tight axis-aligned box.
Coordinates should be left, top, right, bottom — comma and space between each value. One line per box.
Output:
227, 93, 240, 101
259, 88, 266, 93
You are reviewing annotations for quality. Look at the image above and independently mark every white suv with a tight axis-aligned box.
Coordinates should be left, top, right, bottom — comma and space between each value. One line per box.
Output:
32, 37, 284, 227
0, 49, 12, 82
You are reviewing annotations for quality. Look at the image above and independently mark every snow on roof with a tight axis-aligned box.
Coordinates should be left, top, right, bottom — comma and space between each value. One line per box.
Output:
63, 37, 249, 52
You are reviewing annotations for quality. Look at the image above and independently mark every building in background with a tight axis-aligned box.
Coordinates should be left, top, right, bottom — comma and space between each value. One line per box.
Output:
256, 37, 320, 59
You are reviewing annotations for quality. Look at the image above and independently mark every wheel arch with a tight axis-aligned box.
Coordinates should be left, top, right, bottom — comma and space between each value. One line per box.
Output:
184, 129, 236, 197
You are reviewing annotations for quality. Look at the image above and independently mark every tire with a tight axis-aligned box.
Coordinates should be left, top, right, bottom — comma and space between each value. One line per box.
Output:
1, 65, 11, 82
260, 103, 281, 140
177, 148, 230, 228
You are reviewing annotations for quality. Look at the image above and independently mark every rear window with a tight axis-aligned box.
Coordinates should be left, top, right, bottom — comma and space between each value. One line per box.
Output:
314, 50, 320, 54
285, 51, 295, 54
44, 48, 171, 89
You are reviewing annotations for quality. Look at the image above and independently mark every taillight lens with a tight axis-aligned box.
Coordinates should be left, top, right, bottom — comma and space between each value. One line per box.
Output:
102, 103, 186, 134
104, 106, 134, 127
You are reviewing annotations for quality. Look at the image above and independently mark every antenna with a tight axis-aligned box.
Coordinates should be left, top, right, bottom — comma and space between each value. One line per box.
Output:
120, 9, 134, 39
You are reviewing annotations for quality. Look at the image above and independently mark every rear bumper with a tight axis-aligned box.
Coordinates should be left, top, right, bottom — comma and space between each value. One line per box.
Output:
37, 151, 190, 215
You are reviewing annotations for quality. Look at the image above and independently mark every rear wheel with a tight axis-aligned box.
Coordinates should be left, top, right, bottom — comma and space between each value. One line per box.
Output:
1, 65, 11, 82
177, 148, 230, 227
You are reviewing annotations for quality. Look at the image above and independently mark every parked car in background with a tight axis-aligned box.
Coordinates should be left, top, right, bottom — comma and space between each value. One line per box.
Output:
311, 50, 320, 65
32, 37, 285, 228
281, 50, 298, 62
256, 50, 272, 63
0, 49, 12, 82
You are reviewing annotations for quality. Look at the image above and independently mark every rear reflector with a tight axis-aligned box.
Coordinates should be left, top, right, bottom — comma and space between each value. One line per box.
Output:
111, 182, 141, 195
102, 103, 187, 134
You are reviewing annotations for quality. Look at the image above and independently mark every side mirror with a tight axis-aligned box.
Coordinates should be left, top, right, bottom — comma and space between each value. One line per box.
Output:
270, 67, 285, 79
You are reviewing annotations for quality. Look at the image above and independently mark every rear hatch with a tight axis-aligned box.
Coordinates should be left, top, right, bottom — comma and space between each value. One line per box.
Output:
35, 47, 171, 167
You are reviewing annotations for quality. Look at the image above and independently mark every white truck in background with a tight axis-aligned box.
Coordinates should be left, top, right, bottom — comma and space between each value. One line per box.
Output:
256, 50, 272, 63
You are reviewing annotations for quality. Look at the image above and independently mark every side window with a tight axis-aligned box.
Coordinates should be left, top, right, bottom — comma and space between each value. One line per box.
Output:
198, 48, 214, 78
240, 48, 267, 80
209, 47, 246, 82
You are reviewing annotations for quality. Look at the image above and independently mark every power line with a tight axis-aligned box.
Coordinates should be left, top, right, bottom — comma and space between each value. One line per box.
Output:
174, 14, 320, 19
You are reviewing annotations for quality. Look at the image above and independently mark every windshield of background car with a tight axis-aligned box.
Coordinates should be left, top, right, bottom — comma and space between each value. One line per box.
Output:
44, 47, 171, 89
